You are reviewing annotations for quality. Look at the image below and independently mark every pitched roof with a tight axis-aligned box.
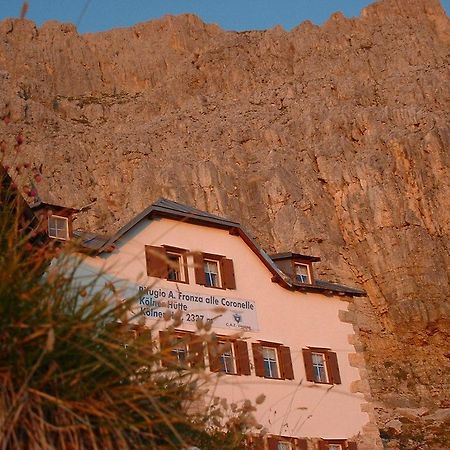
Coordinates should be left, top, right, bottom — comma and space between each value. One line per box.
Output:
74, 198, 366, 298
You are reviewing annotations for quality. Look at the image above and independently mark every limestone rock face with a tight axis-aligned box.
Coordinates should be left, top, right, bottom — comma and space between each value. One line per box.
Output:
0, 0, 449, 447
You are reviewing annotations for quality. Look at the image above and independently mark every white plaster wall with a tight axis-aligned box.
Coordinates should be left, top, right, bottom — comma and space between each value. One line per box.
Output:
83, 217, 368, 440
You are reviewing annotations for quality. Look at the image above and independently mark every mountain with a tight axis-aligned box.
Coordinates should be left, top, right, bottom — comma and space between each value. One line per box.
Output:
0, 0, 449, 447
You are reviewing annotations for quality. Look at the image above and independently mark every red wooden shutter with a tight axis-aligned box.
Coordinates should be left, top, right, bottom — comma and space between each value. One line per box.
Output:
347, 442, 358, 450
193, 252, 206, 285
208, 340, 221, 372
145, 245, 168, 278
318, 440, 328, 450
252, 343, 265, 377
267, 437, 278, 450
159, 330, 172, 367
235, 340, 251, 375
136, 326, 152, 355
296, 438, 308, 450
189, 334, 205, 369
220, 258, 236, 289
302, 348, 315, 382
250, 435, 265, 450
326, 351, 342, 384
279, 346, 295, 380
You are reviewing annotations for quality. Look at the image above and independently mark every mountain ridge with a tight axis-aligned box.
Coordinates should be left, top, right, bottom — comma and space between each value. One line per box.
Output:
1, 0, 449, 447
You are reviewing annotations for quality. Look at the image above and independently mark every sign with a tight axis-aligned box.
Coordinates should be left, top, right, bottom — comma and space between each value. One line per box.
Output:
135, 285, 259, 332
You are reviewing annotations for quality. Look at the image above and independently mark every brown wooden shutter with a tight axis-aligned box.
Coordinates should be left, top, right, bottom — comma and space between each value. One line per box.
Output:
347, 442, 358, 450
193, 252, 206, 285
159, 330, 172, 367
208, 340, 221, 372
267, 437, 279, 450
296, 438, 308, 450
250, 435, 265, 450
302, 348, 315, 382
145, 245, 168, 278
252, 343, 265, 377
189, 334, 204, 369
220, 258, 236, 289
318, 440, 328, 450
235, 340, 251, 375
279, 346, 294, 380
326, 351, 342, 384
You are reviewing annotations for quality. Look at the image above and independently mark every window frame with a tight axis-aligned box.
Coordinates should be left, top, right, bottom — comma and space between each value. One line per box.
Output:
311, 351, 329, 383
262, 346, 280, 379
203, 258, 221, 288
163, 245, 189, 284
218, 340, 237, 375
48, 214, 70, 240
294, 262, 311, 284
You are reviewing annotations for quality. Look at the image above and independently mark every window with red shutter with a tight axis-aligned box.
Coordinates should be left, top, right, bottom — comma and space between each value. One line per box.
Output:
159, 330, 204, 369
321, 439, 353, 450
253, 342, 294, 380
208, 336, 250, 375
302, 347, 342, 385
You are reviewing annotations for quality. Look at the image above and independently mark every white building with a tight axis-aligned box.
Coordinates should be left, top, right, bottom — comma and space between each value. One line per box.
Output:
39, 198, 381, 450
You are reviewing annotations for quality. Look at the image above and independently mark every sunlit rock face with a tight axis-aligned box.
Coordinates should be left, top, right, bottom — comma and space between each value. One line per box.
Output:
1, 0, 449, 447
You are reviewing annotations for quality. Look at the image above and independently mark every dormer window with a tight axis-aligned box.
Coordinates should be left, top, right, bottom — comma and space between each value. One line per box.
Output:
295, 263, 311, 284
48, 215, 69, 240
270, 252, 318, 285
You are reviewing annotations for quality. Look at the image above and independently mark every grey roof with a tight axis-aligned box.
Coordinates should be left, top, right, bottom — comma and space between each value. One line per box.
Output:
270, 252, 321, 262
296, 279, 366, 296
73, 230, 110, 251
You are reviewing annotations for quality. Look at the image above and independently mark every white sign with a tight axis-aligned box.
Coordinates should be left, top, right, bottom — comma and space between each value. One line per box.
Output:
135, 285, 259, 332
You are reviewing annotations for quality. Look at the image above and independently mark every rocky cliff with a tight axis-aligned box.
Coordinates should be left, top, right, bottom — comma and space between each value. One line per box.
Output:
1, 0, 449, 447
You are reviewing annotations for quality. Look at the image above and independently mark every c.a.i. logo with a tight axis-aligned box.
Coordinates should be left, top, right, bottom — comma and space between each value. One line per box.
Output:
233, 313, 242, 323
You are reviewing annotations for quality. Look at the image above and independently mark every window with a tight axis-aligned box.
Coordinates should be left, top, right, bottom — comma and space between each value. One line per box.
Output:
267, 436, 307, 450
48, 215, 69, 240
252, 342, 294, 380
166, 251, 186, 282
193, 252, 236, 289
145, 245, 188, 283
159, 330, 204, 368
208, 336, 251, 375
263, 347, 279, 378
171, 337, 188, 364
294, 263, 310, 284
312, 352, 328, 383
302, 348, 342, 385
218, 341, 236, 374
204, 259, 220, 287
319, 440, 357, 450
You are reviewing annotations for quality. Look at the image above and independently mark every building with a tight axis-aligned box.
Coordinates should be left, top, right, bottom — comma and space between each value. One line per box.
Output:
41, 197, 381, 450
